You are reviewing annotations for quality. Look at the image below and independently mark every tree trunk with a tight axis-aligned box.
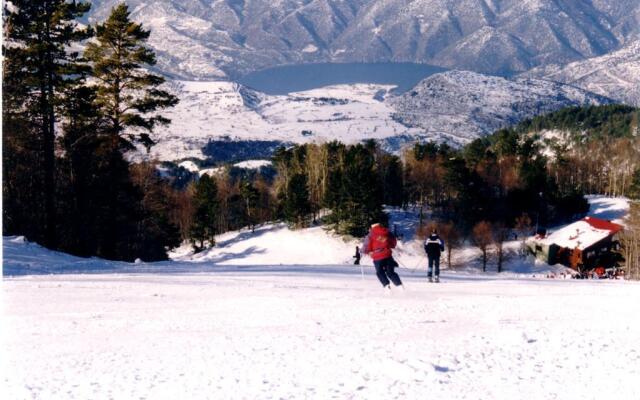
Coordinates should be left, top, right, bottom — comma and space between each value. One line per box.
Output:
482, 248, 487, 272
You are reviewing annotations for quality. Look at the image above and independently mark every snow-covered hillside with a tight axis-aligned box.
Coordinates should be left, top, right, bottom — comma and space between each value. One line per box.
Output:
85, 0, 640, 79
139, 72, 614, 162
523, 40, 640, 107
139, 80, 425, 161
389, 71, 613, 141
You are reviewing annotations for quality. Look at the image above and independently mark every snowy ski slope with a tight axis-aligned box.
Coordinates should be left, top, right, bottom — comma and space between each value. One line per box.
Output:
2, 197, 636, 399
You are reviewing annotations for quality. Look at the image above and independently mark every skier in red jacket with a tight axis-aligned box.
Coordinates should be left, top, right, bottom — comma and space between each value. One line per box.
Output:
362, 223, 404, 291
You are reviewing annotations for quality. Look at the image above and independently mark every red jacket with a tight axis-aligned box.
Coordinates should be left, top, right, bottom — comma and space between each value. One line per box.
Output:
365, 225, 396, 261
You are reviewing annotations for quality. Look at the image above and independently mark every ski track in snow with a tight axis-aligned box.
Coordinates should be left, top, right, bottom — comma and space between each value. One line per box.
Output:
4, 271, 640, 400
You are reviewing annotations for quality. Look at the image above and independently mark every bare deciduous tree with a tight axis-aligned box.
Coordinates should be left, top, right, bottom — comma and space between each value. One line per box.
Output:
439, 221, 462, 268
473, 221, 493, 272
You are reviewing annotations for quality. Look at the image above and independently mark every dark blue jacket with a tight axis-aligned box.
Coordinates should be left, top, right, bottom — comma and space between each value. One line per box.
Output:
424, 234, 444, 259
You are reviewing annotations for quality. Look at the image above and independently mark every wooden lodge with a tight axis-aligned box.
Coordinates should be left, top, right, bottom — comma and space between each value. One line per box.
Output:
526, 216, 623, 272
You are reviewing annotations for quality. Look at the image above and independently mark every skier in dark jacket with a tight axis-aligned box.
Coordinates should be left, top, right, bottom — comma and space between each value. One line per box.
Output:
362, 223, 404, 291
424, 229, 445, 283
353, 246, 361, 265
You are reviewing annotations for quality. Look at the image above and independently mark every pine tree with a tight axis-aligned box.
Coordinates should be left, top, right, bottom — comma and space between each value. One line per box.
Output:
283, 173, 311, 227
337, 144, 384, 237
191, 175, 219, 251
84, 3, 178, 149
379, 153, 404, 207
3, 0, 92, 247
56, 84, 107, 256
240, 179, 260, 232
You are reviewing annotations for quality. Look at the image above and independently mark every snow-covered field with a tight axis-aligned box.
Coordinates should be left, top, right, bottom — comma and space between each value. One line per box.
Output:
140, 81, 423, 162
4, 267, 640, 399
3, 197, 638, 399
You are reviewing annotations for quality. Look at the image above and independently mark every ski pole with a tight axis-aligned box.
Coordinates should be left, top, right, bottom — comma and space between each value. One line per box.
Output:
394, 247, 424, 273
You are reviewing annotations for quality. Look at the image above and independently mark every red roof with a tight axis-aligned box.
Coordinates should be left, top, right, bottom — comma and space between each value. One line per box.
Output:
583, 216, 623, 234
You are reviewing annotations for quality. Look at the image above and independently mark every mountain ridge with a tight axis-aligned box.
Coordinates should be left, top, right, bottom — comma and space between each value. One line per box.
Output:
86, 0, 640, 80
522, 40, 640, 106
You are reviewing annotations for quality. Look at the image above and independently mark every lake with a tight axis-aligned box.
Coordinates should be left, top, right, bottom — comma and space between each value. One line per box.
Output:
238, 62, 446, 95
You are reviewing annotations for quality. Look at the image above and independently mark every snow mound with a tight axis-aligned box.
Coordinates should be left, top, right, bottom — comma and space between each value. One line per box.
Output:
170, 224, 358, 265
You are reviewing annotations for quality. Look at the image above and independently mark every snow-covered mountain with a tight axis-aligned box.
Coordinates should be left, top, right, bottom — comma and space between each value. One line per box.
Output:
523, 40, 640, 106
86, 0, 640, 79
388, 71, 613, 141
140, 71, 612, 163
82, 1, 635, 164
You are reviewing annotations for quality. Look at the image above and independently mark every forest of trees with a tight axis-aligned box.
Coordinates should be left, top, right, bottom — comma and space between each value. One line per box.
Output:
3, 2, 179, 261
515, 105, 640, 198
3, 2, 639, 277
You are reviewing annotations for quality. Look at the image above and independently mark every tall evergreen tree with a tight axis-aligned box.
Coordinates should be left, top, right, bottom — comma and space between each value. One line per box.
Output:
337, 144, 384, 237
240, 179, 260, 232
84, 3, 178, 149
3, 0, 92, 246
283, 174, 311, 227
379, 153, 404, 207
190, 175, 220, 251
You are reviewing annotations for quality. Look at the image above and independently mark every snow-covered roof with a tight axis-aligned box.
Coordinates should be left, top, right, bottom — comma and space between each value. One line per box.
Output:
541, 217, 622, 251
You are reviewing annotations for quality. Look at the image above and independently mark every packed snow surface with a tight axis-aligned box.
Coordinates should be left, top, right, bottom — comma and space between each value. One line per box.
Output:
4, 267, 640, 399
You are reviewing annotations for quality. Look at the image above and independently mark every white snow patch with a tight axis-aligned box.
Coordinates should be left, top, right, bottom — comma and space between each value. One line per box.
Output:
585, 195, 630, 224
178, 160, 200, 172
199, 166, 224, 177
171, 224, 358, 266
233, 160, 272, 169
302, 44, 318, 53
